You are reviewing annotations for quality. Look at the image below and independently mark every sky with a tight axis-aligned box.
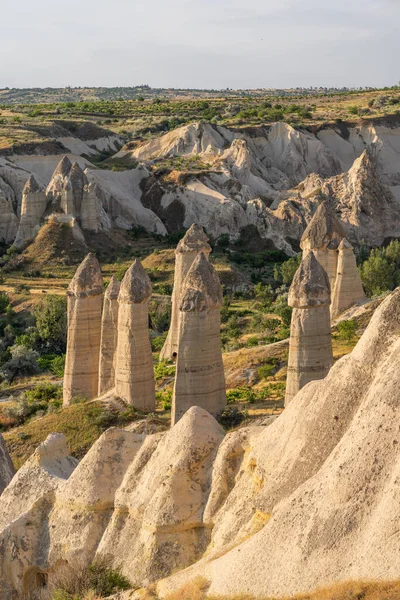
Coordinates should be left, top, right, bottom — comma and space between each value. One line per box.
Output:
1, 0, 399, 89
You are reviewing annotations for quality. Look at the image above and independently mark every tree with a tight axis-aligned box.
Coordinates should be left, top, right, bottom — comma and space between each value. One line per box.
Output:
337, 319, 357, 341
276, 254, 301, 286
0, 345, 39, 383
360, 250, 395, 296
34, 295, 67, 353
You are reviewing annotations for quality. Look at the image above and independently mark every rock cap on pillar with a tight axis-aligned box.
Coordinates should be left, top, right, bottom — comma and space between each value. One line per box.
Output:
176, 223, 211, 255
105, 275, 120, 300
180, 251, 223, 312
68, 253, 104, 298
288, 251, 331, 308
119, 258, 152, 304
52, 155, 73, 178
300, 201, 345, 251
23, 174, 43, 194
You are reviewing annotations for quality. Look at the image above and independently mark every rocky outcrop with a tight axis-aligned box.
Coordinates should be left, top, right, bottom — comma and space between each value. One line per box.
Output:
98, 276, 120, 395
46, 155, 72, 206
285, 252, 333, 405
14, 175, 48, 247
0, 434, 15, 495
160, 224, 211, 361
172, 252, 226, 424
4, 287, 400, 599
331, 238, 366, 319
63, 253, 104, 406
115, 259, 155, 411
300, 200, 345, 289
0, 188, 19, 243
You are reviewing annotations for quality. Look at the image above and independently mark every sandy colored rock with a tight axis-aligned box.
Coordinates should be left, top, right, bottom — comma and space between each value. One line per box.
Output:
46, 155, 72, 205
172, 252, 226, 424
331, 238, 366, 319
160, 224, 211, 361
301, 200, 345, 288
14, 175, 48, 247
285, 252, 333, 405
115, 259, 155, 411
0, 188, 19, 244
98, 275, 120, 395
81, 182, 102, 231
63, 253, 104, 406
0, 433, 15, 495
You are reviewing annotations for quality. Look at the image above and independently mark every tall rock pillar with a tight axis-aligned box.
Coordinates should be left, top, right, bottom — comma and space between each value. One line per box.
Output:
331, 239, 366, 319
98, 275, 120, 395
172, 252, 226, 425
285, 252, 333, 406
14, 175, 48, 248
115, 259, 155, 411
63, 253, 104, 406
300, 200, 345, 290
160, 224, 211, 361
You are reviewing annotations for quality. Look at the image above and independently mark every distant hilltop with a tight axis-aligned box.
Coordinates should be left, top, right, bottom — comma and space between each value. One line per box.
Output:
0, 85, 397, 104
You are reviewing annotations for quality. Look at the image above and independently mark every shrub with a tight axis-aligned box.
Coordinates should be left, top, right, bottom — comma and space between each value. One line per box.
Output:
151, 332, 167, 353
154, 361, 175, 379
226, 387, 256, 404
34, 295, 67, 353
156, 389, 172, 410
0, 345, 39, 383
220, 407, 248, 429
258, 363, 276, 379
247, 336, 259, 347
0, 291, 10, 314
337, 319, 357, 341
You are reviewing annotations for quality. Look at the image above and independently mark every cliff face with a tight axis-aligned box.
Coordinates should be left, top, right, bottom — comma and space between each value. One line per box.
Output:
2, 121, 400, 251
3, 287, 400, 600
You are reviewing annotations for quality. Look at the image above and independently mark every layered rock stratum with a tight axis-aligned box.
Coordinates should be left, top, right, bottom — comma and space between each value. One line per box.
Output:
2, 286, 400, 599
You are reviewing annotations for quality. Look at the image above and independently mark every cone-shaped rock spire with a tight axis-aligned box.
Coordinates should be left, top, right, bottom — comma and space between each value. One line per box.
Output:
160, 224, 211, 361
331, 239, 366, 319
285, 252, 333, 406
115, 260, 155, 410
172, 252, 226, 424
98, 276, 120, 395
80, 182, 101, 232
301, 201, 345, 290
14, 175, 47, 248
63, 254, 104, 406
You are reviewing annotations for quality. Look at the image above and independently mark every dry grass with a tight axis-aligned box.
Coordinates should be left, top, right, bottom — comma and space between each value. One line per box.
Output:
159, 579, 400, 600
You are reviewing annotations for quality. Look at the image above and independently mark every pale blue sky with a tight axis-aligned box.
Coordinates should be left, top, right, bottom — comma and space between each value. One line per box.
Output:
1, 0, 399, 89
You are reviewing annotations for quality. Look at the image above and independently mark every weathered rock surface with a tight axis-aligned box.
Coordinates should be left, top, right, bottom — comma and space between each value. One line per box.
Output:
115, 259, 155, 411
98, 275, 120, 395
63, 253, 104, 406
3, 287, 400, 598
160, 224, 211, 361
14, 175, 48, 248
331, 239, 366, 319
0, 434, 15, 496
285, 252, 333, 405
172, 252, 226, 424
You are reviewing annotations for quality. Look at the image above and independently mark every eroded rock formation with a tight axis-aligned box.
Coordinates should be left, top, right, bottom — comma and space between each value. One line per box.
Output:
300, 200, 345, 289
160, 224, 211, 361
331, 239, 366, 319
172, 252, 226, 424
3, 286, 400, 599
98, 275, 120, 395
115, 259, 155, 411
14, 175, 48, 248
63, 253, 104, 406
285, 251, 333, 405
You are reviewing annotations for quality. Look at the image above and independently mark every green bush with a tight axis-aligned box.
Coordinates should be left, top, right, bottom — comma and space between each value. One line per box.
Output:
247, 336, 259, 347
226, 386, 256, 404
154, 361, 175, 379
337, 319, 357, 341
34, 295, 67, 353
156, 389, 172, 410
0, 291, 10, 314
151, 332, 167, 352
220, 406, 248, 429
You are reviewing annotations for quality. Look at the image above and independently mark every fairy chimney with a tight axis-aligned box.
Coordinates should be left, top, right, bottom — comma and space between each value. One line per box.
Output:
46, 155, 73, 205
115, 259, 155, 411
300, 201, 345, 289
63, 254, 104, 406
160, 224, 211, 361
81, 182, 101, 232
172, 252, 226, 425
285, 251, 333, 406
14, 175, 47, 247
331, 239, 366, 319
98, 275, 120, 395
